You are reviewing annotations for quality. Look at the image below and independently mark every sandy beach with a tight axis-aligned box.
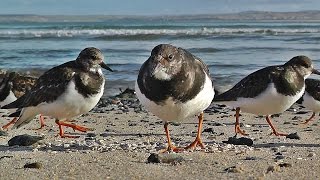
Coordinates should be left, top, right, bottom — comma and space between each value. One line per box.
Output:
0, 92, 319, 180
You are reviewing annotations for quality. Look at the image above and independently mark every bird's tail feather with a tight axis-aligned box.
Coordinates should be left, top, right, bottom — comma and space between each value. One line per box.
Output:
12, 107, 37, 129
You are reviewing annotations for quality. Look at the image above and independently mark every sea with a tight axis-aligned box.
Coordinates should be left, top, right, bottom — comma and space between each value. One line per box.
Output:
1, 17, 320, 96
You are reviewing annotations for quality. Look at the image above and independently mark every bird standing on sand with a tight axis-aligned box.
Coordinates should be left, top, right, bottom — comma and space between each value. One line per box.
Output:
2, 47, 113, 138
0, 72, 36, 107
135, 44, 215, 152
213, 56, 320, 136
0, 72, 46, 129
297, 78, 320, 124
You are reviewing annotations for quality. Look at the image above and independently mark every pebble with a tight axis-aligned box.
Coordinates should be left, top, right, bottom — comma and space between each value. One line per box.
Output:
8, 134, 44, 146
295, 111, 308, 114
267, 165, 280, 173
224, 165, 244, 173
202, 128, 215, 134
208, 122, 226, 126
275, 155, 285, 160
291, 116, 301, 120
222, 136, 253, 146
120, 143, 131, 150
278, 162, 292, 168
244, 156, 257, 160
24, 162, 42, 169
86, 133, 97, 137
286, 132, 300, 140
147, 153, 185, 164
307, 152, 316, 157
63, 144, 70, 148
0, 130, 8, 136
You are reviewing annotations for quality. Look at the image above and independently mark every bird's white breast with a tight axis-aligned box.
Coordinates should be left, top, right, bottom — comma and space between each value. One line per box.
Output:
0, 90, 17, 107
136, 74, 214, 122
221, 83, 305, 115
37, 78, 105, 120
302, 92, 320, 112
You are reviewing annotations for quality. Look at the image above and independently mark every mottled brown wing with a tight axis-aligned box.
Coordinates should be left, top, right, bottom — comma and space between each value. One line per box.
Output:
195, 57, 210, 76
305, 79, 320, 101
0, 73, 12, 102
181, 48, 210, 75
11, 73, 37, 98
213, 66, 281, 101
3, 61, 78, 109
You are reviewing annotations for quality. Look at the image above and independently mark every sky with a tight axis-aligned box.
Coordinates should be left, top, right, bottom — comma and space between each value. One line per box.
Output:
0, 0, 320, 15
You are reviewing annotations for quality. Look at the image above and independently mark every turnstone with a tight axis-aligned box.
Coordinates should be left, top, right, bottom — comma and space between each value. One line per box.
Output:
2, 47, 113, 138
0, 72, 45, 129
0, 72, 36, 107
135, 44, 215, 152
297, 78, 320, 124
213, 56, 320, 136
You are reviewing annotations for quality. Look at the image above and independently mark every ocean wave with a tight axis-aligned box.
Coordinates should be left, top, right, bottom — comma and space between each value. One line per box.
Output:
187, 47, 221, 53
0, 27, 319, 39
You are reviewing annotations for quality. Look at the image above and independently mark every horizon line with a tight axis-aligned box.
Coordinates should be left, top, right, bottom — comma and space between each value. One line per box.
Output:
0, 10, 320, 17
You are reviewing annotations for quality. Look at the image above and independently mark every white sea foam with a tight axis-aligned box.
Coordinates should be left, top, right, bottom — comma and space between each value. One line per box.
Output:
0, 28, 319, 37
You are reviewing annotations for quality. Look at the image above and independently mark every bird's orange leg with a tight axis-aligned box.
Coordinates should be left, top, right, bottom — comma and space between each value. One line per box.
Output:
302, 112, 315, 125
266, 115, 288, 136
55, 119, 93, 138
235, 107, 249, 136
2, 117, 17, 129
160, 122, 184, 153
34, 115, 46, 130
185, 112, 205, 150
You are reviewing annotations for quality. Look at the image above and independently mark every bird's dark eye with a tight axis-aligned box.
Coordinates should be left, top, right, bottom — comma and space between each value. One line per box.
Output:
301, 62, 310, 68
168, 54, 173, 60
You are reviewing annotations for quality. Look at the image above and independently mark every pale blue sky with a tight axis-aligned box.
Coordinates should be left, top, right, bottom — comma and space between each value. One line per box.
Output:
0, 0, 319, 15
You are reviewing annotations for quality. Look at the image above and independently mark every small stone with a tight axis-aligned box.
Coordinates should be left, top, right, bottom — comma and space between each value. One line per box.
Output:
296, 111, 308, 114
63, 144, 70, 148
171, 122, 181, 126
0, 155, 13, 160
244, 156, 257, 160
208, 122, 226, 126
275, 155, 285, 160
24, 162, 42, 169
224, 165, 244, 173
222, 136, 253, 146
86, 133, 96, 137
291, 116, 301, 120
8, 134, 44, 146
307, 153, 316, 157
278, 162, 292, 168
120, 143, 131, 150
286, 132, 300, 140
147, 153, 184, 164
203, 128, 215, 134
267, 165, 280, 173
147, 153, 161, 163
0, 130, 8, 136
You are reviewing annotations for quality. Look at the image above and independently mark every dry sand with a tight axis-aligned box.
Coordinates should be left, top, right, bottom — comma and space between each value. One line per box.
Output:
0, 102, 319, 180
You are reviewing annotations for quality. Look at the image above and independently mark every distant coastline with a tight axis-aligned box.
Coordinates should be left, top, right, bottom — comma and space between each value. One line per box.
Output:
1, 10, 320, 22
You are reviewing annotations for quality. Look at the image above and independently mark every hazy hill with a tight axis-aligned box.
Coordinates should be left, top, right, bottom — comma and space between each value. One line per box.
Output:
1, 11, 320, 22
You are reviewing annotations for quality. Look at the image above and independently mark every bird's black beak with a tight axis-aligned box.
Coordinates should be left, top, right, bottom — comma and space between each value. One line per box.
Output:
100, 62, 113, 72
312, 69, 320, 75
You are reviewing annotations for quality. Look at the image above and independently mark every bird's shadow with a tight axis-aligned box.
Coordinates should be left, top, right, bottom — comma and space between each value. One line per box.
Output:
0, 144, 34, 152
253, 142, 320, 148
100, 132, 164, 137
